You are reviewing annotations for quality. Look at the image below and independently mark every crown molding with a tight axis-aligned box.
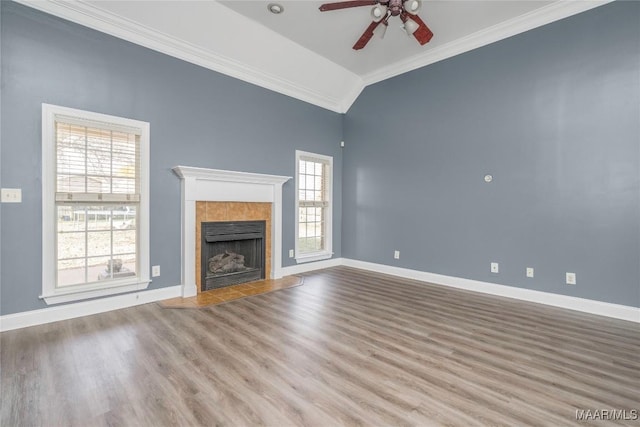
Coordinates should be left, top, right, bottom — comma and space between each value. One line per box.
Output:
14, 0, 355, 113
13, 0, 614, 113
340, 79, 367, 114
362, 0, 615, 86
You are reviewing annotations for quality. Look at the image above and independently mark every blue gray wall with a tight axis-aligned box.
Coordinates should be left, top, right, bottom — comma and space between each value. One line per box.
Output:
0, 1, 342, 315
343, 1, 639, 307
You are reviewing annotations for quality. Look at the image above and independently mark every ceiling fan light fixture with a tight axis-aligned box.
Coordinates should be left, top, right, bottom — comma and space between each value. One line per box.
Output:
375, 21, 388, 39
371, 5, 388, 22
267, 3, 284, 14
318, 0, 433, 50
404, 17, 419, 35
404, 0, 421, 15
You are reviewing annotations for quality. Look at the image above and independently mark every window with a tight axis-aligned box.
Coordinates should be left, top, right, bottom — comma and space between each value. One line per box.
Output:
41, 104, 150, 304
295, 150, 333, 263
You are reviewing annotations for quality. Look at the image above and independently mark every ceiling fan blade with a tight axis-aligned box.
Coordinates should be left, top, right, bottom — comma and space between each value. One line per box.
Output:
352, 20, 383, 50
409, 14, 434, 45
319, 0, 377, 12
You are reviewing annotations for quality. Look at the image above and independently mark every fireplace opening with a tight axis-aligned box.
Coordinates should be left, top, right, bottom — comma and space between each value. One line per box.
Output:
201, 221, 265, 290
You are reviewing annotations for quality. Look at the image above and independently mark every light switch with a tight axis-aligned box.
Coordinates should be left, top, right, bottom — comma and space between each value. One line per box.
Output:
1, 188, 22, 203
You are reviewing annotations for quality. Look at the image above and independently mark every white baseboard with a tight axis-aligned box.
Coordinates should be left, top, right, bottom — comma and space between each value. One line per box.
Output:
4, 259, 637, 332
0, 285, 182, 332
342, 259, 640, 323
280, 257, 344, 277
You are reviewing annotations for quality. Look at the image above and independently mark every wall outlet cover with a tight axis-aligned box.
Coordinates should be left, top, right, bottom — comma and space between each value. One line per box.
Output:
526, 267, 534, 278
566, 272, 576, 285
152, 265, 161, 277
490, 262, 499, 273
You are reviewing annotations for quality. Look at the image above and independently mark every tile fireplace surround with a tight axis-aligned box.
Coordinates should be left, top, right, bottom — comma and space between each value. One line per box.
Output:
196, 202, 271, 293
173, 166, 291, 298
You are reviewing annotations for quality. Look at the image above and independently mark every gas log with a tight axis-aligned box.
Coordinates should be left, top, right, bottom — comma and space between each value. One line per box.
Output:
208, 251, 247, 274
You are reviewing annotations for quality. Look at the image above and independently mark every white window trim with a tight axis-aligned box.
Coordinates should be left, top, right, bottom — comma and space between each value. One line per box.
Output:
41, 104, 150, 305
294, 150, 333, 264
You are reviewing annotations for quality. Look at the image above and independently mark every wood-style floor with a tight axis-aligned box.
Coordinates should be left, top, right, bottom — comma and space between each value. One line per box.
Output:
158, 276, 302, 308
1, 266, 639, 426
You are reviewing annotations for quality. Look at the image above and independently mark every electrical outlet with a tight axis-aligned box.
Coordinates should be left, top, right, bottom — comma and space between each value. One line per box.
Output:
152, 265, 160, 277
289, 249, 294, 258
566, 272, 576, 285
491, 262, 499, 273
526, 267, 534, 278
1, 188, 22, 203
340, 141, 345, 147
394, 250, 400, 259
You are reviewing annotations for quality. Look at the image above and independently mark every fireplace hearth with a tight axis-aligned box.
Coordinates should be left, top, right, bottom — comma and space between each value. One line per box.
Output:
201, 221, 265, 291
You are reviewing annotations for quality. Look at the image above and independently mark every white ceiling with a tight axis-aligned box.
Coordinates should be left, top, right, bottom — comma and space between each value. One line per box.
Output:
221, 1, 553, 76
18, 0, 612, 113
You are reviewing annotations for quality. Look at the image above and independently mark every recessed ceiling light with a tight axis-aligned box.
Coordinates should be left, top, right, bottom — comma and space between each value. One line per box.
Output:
267, 3, 284, 14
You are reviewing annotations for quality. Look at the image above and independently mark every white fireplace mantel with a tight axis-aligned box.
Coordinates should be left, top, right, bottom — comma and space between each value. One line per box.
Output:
173, 166, 291, 297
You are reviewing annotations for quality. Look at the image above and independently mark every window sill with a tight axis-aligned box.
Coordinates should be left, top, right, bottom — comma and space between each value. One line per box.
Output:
295, 251, 333, 264
40, 279, 150, 305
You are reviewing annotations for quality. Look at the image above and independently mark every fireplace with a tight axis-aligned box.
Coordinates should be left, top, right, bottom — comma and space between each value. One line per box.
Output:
201, 221, 265, 290
173, 166, 290, 298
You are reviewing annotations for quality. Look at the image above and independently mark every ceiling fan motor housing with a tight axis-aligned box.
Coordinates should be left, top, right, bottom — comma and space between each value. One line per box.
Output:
388, 0, 403, 16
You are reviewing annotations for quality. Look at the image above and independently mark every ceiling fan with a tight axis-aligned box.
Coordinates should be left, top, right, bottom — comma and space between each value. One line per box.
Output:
319, 0, 433, 50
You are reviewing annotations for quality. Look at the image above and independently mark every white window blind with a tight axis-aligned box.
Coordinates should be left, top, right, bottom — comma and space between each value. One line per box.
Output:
55, 121, 141, 202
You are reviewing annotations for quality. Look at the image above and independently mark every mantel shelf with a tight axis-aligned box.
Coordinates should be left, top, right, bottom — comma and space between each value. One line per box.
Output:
173, 166, 290, 186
